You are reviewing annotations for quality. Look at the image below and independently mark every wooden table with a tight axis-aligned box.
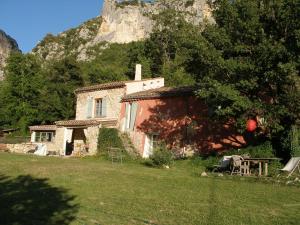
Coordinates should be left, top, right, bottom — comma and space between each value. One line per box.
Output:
242, 158, 281, 176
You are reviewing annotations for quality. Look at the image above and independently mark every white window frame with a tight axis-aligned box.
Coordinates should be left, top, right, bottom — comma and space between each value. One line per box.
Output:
95, 98, 103, 118
34, 131, 55, 143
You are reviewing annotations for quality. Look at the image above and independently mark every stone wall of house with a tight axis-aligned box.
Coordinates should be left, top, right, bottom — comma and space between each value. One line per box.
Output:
76, 88, 125, 120
55, 127, 66, 155
0, 143, 8, 152
6, 143, 37, 154
86, 126, 100, 155
72, 128, 86, 155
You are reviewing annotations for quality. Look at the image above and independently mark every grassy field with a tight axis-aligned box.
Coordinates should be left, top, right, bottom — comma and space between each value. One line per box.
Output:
0, 152, 299, 225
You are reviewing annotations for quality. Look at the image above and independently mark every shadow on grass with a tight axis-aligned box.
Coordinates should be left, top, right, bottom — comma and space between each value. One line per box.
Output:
0, 174, 79, 225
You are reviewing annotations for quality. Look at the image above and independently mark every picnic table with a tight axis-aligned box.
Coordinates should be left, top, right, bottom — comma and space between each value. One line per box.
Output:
241, 158, 281, 176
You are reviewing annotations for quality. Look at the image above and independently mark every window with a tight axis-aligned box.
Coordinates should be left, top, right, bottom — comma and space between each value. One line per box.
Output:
95, 99, 103, 117
125, 102, 138, 131
150, 134, 159, 150
94, 98, 107, 118
143, 134, 159, 158
35, 132, 55, 142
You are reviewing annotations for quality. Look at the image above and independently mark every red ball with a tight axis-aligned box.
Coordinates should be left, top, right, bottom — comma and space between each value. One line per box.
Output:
246, 119, 257, 132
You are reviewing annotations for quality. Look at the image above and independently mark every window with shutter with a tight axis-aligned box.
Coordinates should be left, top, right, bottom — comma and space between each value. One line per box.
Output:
95, 97, 107, 117
125, 102, 138, 131
86, 97, 93, 119
129, 102, 138, 131
95, 98, 103, 117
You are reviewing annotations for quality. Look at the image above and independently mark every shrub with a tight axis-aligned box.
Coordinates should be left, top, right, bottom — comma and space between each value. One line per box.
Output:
290, 126, 300, 157
97, 128, 124, 155
149, 144, 174, 167
225, 141, 275, 158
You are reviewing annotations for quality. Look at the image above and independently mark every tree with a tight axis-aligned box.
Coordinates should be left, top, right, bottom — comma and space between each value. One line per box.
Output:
0, 52, 45, 133
197, 0, 300, 149
43, 57, 84, 121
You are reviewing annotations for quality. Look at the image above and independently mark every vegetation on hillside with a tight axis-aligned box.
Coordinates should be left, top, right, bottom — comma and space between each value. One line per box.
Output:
0, 0, 299, 158
32, 17, 102, 61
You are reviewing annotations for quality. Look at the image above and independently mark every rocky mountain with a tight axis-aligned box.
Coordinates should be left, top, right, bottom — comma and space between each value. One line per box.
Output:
33, 0, 213, 61
96, 0, 213, 43
0, 30, 19, 80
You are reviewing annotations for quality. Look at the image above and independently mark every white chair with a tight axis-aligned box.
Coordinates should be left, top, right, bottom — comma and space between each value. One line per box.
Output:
280, 157, 300, 178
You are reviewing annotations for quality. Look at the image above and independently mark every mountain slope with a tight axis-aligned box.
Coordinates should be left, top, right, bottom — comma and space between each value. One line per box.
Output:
0, 30, 20, 80
33, 0, 213, 62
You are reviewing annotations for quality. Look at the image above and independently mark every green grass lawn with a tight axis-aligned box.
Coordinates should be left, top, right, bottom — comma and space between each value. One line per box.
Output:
0, 152, 299, 225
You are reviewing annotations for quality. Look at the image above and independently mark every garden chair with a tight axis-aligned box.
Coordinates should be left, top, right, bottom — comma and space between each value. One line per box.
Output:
280, 157, 300, 178
230, 155, 244, 175
108, 147, 123, 164
213, 156, 232, 173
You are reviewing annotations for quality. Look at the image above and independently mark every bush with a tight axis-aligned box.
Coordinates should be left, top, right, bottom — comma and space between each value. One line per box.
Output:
225, 141, 275, 158
149, 145, 174, 167
97, 128, 124, 155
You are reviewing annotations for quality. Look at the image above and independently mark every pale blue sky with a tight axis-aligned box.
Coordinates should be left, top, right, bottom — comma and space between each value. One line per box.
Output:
0, 0, 104, 52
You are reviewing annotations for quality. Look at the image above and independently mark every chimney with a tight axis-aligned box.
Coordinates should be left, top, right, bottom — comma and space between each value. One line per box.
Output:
135, 64, 142, 81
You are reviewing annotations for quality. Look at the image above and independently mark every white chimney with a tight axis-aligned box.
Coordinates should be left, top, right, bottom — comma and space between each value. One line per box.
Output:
135, 64, 142, 81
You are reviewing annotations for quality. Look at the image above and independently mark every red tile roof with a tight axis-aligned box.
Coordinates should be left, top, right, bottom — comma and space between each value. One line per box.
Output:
74, 78, 164, 94
122, 86, 197, 101
55, 120, 100, 127
75, 82, 126, 94
29, 125, 57, 131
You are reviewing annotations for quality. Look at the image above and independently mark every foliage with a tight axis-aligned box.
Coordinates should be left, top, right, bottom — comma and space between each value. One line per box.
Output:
290, 125, 300, 157
0, 53, 84, 132
185, 0, 195, 8
148, 144, 174, 167
32, 17, 102, 60
0, 52, 45, 133
97, 128, 125, 153
197, 0, 300, 141
82, 43, 132, 84
226, 141, 275, 158
43, 56, 84, 121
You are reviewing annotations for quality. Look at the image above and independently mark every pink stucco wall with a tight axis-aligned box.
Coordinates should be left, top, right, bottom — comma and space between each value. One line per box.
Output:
120, 96, 246, 156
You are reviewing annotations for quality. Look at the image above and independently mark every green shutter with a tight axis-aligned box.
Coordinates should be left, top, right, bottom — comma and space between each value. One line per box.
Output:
101, 97, 107, 117
129, 102, 138, 131
86, 97, 93, 119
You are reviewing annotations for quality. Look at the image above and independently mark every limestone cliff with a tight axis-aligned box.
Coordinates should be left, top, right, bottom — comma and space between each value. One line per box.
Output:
33, 0, 213, 62
0, 30, 19, 80
95, 0, 213, 43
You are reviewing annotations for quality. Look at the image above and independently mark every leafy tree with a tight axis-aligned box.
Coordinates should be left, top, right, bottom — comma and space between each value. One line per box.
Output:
144, 9, 208, 86
196, 0, 300, 152
43, 57, 84, 121
82, 44, 131, 84
0, 52, 45, 133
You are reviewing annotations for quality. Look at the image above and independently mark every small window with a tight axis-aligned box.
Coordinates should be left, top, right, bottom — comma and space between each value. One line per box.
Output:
95, 98, 103, 117
35, 131, 55, 142
150, 134, 159, 150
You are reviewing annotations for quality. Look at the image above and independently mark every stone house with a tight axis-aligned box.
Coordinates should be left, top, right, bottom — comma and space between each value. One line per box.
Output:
29, 65, 245, 158
120, 86, 246, 158
30, 65, 165, 156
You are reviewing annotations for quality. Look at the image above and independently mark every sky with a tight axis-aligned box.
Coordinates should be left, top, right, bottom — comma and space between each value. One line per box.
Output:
0, 0, 104, 53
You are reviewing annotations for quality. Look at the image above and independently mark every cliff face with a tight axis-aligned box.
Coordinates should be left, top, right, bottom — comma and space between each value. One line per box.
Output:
0, 30, 19, 80
33, 0, 213, 62
95, 0, 213, 43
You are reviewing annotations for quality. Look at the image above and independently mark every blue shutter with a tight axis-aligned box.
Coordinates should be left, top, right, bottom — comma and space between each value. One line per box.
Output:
86, 97, 93, 119
129, 102, 138, 131
125, 103, 130, 130
101, 97, 107, 117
